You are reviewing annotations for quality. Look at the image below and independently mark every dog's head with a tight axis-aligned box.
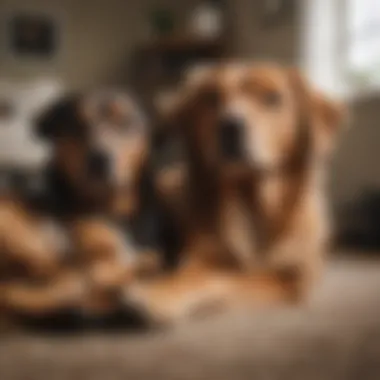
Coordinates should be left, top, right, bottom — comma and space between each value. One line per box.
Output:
167, 63, 346, 176
35, 91, 148, 203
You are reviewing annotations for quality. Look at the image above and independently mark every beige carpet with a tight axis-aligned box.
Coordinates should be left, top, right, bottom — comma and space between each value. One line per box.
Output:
1, 256, 380, 380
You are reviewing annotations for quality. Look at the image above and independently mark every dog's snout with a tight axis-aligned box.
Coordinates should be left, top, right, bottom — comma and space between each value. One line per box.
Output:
86, 150, 111, 179
219, 116, 244, 159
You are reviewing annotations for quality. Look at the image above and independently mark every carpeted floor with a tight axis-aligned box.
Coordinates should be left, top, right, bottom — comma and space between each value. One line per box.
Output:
1, 255, 380, 380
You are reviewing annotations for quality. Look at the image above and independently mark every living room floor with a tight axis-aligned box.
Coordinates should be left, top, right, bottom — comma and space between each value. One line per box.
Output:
1, 254, 380, 380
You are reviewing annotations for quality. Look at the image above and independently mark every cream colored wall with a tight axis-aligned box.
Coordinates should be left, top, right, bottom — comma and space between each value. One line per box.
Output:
0, 0, 199, 90
226, 0, 298, 62
0, 0, 151, 91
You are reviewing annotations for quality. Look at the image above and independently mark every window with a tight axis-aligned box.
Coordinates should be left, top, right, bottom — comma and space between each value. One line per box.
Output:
302, 0, 380, 98
347, 0, 380, 87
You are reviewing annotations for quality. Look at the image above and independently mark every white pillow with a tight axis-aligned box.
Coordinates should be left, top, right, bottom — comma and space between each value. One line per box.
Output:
0, 78, 64, 169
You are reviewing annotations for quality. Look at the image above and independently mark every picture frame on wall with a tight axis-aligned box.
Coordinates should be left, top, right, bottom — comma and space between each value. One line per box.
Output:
5, 10, 61, 60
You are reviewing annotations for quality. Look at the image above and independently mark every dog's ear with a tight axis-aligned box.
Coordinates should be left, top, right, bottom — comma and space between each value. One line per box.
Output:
288, 68, 347, 157
34, 96, 84, 141
155, 65, 216, 127
312, 92, 346, 134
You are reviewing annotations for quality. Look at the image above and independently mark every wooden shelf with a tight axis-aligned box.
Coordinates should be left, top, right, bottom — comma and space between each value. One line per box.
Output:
141, 36, 224, 54
129, 35, 226, 113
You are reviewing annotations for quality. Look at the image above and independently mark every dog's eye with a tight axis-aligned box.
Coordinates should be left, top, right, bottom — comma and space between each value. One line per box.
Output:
261, 91, 282, 108
241, 80, 282, 108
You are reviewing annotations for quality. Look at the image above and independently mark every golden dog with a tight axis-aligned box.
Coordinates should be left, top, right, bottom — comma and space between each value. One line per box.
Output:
125, 63, 346, 324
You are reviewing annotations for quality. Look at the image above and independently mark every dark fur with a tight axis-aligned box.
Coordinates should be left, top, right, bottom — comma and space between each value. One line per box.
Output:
0, 91, 179, 331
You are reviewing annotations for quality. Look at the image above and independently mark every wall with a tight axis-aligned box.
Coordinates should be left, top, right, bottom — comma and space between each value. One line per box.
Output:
0, 0, 199, 90
0, 0, 152, 91
227, 0, 299, 62
331, 96, 380, 205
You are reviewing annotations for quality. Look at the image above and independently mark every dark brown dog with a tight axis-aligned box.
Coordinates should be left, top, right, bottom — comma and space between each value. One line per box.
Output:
0, 91, 165, 327
124, 63, 346, 324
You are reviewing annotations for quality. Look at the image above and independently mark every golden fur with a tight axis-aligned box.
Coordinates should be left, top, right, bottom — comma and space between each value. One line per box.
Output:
124, 63, 346, 324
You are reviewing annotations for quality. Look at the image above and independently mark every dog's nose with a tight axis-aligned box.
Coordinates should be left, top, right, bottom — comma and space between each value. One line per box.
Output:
218, 116, 244, 159
86, 150, 110, 179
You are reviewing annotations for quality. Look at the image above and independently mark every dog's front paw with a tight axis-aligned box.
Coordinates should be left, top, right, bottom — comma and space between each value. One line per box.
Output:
121, 284, 181, 329
134, 249, 162, 278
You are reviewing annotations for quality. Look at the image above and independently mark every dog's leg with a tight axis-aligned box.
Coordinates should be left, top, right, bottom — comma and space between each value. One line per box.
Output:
123, 263, 299, 325
1, 270, 85, 315
70, 220, 161, 315
0, 200, 62, 278
71, 220, 160, 285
